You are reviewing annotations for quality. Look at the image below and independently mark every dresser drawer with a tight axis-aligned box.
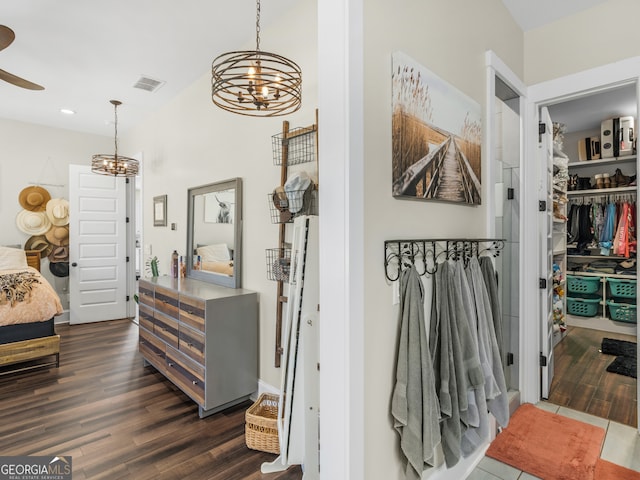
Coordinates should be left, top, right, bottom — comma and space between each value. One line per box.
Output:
179, 324, 205, 365
154, 310, 179, 349
165, 345, 205, 405
138, 302, 154, 332
139, 326, 166, 368
179, 295, 205, 332
155, 285, 179, 319
138, 281, 154, 308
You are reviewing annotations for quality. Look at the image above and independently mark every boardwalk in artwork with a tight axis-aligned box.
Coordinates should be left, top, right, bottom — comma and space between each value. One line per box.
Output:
434, 137, 465, 203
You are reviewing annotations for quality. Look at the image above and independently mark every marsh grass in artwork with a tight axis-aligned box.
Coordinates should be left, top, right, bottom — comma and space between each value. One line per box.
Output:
392, 52, 482, 205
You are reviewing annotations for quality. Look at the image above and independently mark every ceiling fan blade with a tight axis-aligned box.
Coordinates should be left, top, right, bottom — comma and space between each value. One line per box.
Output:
0, 25, 15, 51
0, 68, 44, 90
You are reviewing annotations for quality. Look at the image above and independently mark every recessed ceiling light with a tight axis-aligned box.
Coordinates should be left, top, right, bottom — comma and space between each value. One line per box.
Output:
60, 108, 76, 115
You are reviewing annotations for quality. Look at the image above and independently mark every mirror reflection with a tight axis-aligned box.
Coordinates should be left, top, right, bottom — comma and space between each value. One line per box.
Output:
187, 178, 242, 288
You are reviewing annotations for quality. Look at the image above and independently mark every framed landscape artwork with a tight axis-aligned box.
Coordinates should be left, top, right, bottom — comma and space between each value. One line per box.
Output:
392, 52, 482, 205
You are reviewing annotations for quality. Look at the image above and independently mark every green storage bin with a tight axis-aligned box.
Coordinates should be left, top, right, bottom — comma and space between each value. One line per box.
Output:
567, 296, 600, 317
607, 299, 637, 324
567, 275, 601, 295
607, 278, 637, 299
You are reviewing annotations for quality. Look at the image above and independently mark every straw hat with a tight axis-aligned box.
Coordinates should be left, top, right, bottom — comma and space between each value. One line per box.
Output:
45, 225, 70, 247
45, 198, 69, 226
16, 210, 52, 235
18, 186, 51, 212
49, 261, 69, 278
48, 246, 69, 263
24, 235, 54, 258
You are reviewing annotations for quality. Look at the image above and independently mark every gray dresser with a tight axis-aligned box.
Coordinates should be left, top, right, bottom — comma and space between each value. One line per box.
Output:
138, 276, 258, 418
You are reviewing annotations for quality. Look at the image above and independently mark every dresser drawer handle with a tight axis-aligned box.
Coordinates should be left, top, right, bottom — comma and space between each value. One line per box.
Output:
168, 362, 174, 367
192, 380, 198, 385
187, 342, 193, 347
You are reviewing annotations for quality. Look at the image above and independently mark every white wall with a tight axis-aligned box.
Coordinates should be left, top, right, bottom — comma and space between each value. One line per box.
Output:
0, 117, 111, 308
361, 1, 523, 478
524, 0, 640, 85
122, 0, 317, 389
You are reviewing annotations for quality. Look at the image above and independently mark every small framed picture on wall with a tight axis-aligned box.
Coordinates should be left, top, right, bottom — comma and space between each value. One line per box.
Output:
153, 195, 167, 227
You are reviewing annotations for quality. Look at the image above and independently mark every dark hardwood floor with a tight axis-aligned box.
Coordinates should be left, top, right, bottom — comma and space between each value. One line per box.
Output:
548, 325, 638, 428
0, 320, 302, 480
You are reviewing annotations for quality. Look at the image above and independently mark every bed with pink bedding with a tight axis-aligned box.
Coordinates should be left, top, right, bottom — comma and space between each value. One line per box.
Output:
0, 267, 63, 327
0, 248, 64, 373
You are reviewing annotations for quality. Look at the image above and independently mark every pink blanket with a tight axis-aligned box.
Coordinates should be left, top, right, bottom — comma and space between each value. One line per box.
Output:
0, 267, 63, 326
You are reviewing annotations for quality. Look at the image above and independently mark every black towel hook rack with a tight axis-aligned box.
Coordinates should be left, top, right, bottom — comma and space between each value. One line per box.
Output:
384, 238, 506, 282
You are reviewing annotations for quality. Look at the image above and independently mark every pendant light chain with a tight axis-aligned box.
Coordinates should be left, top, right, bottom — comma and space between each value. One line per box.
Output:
90, 99, 139, 176
113, 102, 119, 159
255, 0, 261, 52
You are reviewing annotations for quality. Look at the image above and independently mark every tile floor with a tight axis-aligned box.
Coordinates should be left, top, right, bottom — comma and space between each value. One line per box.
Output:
468, 401, 640, 480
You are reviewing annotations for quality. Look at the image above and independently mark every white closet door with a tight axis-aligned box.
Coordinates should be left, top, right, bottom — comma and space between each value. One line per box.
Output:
539, 107, 555, 398
69, 164, 128, 324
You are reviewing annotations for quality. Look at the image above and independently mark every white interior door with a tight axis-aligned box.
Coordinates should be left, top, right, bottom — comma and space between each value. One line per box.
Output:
539, 107, 555, 398
69, 164, 128, 324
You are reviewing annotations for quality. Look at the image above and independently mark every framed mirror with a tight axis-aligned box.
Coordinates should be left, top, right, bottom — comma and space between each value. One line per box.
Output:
186, 178, 242, 288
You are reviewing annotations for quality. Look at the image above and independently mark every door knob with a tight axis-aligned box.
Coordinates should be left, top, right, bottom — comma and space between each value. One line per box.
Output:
71, 262, 78, 267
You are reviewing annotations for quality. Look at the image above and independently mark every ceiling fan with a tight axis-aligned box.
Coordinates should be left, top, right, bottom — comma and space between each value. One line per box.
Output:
0, 24, 44, 90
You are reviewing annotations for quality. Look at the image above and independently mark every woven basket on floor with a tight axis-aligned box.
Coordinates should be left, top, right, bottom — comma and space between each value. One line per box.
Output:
245, 393, 280, 454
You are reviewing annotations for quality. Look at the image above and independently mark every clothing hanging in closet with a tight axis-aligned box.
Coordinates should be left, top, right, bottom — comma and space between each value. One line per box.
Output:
566, 198, 636, 258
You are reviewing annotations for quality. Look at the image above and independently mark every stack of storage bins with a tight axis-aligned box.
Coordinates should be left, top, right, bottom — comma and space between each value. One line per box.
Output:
606, 278, 637, 324
566, 275, 601, 317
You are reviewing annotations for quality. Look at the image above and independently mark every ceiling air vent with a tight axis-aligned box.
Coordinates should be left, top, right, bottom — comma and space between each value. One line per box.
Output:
133, 75, 165, 93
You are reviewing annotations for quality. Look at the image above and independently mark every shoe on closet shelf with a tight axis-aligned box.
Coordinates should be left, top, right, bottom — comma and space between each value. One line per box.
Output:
618, 258, 636, 270
613, 168, 632, 187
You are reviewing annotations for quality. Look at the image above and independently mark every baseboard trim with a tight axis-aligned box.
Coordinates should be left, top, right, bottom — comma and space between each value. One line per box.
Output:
253, 379, 281, 401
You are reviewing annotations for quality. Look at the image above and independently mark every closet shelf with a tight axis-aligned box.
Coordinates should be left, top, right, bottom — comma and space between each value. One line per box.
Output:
566, 270, 637, 280
567, 254, 634, 260
567, 186, 636, 196
567, 155, 636, 168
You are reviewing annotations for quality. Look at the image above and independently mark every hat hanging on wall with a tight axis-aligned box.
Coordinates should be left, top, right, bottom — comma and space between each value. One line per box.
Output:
49, 261, 69, 278
18, 186, 51, 212
45, 225, 69, 247
16, 210, 51, 235
48, 246, 69, 263
24, 234, 54, 258
45, 198, 69, 226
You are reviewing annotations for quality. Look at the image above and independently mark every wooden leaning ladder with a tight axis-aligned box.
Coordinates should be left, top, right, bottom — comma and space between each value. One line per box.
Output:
274, 112, 318, 367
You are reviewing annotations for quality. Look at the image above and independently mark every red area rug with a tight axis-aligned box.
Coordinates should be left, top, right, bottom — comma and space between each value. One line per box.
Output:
486, 403, 605, 480
595, 459, 640, 480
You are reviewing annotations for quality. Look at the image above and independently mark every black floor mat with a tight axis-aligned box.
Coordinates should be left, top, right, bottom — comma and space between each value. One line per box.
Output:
601, 338, 637, 378
606, 355, 637, 378
601, 338, 637, 358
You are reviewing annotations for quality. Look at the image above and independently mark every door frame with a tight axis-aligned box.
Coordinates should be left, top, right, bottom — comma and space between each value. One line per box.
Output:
523, 56, 640, 432
68, 163, 139, 323
485, 50, 527, 401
